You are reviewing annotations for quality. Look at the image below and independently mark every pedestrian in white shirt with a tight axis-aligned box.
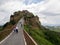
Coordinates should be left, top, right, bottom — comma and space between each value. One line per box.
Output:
16, 26, 18, 33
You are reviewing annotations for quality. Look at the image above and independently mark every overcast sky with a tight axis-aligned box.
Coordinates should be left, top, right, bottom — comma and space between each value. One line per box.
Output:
0, 0, 60, 26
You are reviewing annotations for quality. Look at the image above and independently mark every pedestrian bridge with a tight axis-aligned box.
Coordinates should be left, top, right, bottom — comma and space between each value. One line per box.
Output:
0, 18, 37, 45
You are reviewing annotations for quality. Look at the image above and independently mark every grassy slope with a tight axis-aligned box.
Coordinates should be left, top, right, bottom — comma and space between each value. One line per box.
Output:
24, 25, 54, 45
41, 26, 60, 45
24, 24, 60, 45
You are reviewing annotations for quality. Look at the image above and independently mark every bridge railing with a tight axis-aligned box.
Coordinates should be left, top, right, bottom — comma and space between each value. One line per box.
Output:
0, 25, 15, 41
23, 30, 38, 45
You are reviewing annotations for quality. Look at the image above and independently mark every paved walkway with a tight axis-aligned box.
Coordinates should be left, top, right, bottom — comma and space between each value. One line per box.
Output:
0, 18, 25, 45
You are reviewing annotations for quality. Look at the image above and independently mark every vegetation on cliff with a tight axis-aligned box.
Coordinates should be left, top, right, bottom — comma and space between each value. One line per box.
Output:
24, 10, 60, 45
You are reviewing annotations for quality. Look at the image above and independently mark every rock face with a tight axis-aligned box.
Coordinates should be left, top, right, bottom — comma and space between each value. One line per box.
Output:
22, 10, 41, 27
10, 10, 41, 26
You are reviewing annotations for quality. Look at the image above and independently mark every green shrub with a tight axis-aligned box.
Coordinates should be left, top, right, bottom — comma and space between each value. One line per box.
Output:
10, 20, 16, 25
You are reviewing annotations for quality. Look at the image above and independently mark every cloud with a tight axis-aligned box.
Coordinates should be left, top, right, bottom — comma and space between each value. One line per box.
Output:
39, 0, 60, 26
0, 0, 25, 25
0, 0, 60, 26
0, 12, 10, 25
24, 0, 43, 5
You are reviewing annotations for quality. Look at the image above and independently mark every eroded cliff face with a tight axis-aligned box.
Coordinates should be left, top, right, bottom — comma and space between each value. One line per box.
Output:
10, 10, 40, 26
22, 10, 41, 27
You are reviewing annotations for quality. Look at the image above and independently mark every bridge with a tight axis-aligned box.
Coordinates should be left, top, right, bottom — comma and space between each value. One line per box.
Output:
0, 18, 37, 45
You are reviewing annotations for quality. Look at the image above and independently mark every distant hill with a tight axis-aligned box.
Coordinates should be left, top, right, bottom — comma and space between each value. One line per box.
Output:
45, 26, 60, 32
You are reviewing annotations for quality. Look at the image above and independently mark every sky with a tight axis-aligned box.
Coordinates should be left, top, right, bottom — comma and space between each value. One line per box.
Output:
0, 0, 60, 26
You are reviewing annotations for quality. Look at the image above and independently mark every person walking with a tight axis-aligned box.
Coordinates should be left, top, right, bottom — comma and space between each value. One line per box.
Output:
15, 26, 18, 33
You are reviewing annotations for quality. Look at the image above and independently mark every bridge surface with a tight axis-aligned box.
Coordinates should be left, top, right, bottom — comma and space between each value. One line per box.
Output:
0, 18, 25, 45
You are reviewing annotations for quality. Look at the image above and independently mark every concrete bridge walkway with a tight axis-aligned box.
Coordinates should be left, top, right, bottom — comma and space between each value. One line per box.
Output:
0, 18, 25, 45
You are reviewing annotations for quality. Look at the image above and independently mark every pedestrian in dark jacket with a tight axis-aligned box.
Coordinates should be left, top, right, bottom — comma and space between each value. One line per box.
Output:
15, 26, 18, 33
